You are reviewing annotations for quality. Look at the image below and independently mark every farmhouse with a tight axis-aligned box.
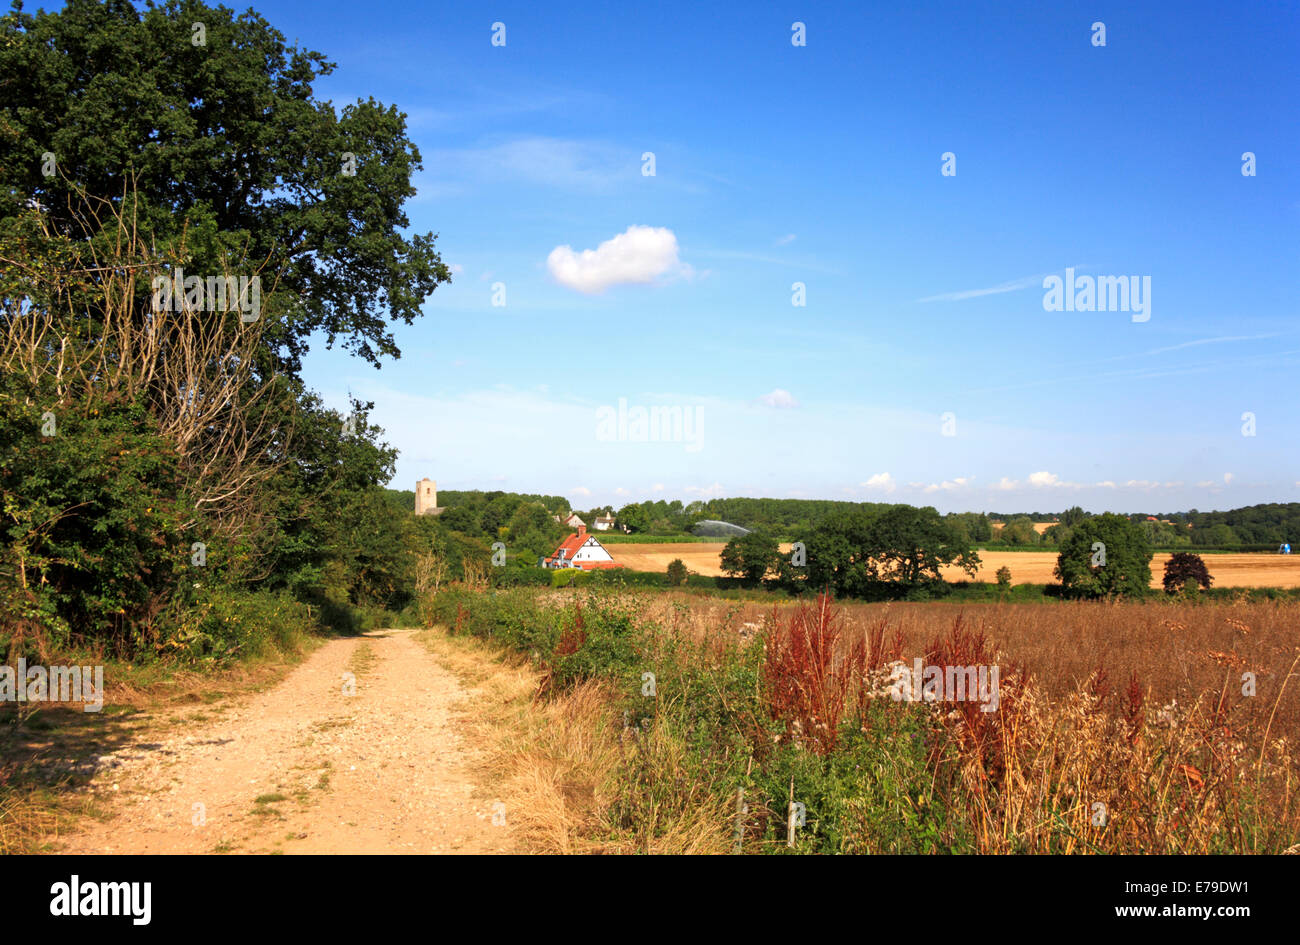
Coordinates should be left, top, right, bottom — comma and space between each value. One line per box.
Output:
593, 512, 616, 531
554, 512, 586, 529
542, 525, 622, 570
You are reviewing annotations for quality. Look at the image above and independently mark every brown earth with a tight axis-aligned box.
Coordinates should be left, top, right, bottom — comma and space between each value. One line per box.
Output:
49, 628, 514, 854
609, 542, 1300, 588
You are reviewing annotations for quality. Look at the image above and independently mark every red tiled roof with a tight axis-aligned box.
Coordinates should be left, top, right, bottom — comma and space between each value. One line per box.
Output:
552, 532, 588, 559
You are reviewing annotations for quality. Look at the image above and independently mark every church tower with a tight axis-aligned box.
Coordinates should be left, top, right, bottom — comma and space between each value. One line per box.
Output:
415, 478, 443, 516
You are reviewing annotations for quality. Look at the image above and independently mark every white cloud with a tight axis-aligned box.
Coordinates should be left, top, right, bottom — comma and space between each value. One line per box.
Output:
758, 388, 800, 409
614, 486, 630, 496
924, 477, 972, 493
993, 477, 1020, 491
684, 482, 726, 497
1028, 471, 1060, 487
651, 483, 665, 492
1224, 472, 1234, 485
570, 486, 592, 497
862, 472, 896, 493
548, 225, 689, 294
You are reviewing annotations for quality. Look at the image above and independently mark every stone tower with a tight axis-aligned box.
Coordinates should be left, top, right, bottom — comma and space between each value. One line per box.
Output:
415, 478, 443, 516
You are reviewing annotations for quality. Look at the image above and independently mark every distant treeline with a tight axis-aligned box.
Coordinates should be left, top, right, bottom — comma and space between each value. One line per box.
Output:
989, 504, 1300, 548
386, 488, 570, 566
389, 490, 1300, 550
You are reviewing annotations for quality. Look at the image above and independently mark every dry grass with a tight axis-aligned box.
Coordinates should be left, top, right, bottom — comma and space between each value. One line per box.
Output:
627, 593, 1300, 737
414, 627, 613, 853
0, 780, 101, 855
931, 657, 1300, 853
416, 626, 732, 854
756, 594, 1300, 852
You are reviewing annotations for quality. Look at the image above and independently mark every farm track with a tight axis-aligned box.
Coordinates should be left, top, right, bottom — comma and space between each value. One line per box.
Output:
52, 629, 512, 854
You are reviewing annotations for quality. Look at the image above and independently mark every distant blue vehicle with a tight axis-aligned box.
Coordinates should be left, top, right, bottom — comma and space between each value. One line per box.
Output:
1280, 543, 1292, 555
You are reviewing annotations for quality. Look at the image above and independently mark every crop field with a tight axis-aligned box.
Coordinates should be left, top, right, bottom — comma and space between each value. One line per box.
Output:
631, 592, 1300, 719
433, 586, 1300, 854
942, 551, 1300, 588
608, 542, 1300, 588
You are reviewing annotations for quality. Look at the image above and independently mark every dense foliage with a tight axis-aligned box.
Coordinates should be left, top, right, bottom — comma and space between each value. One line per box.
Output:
720, 532, 782, 584
1054, 514, 1153, 598
802, 505, 980, 599
0, 0, 448, 661
0, 0, 449, 373
1163, 552, 1213, 594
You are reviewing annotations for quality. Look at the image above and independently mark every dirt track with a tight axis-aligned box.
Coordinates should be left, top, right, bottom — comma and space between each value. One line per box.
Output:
609, 543, 1300, 589
55, 629, 511, 854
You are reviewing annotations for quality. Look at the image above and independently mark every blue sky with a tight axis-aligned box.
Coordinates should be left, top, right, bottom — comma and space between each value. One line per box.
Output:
251, 0, 1298, 513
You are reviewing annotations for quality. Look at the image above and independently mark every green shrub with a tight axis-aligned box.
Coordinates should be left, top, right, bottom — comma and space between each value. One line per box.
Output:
748, 708, 965, 854
166, 589, 313, 663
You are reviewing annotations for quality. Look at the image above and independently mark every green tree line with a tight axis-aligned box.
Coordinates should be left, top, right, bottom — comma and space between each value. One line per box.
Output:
1, 0, 450, 661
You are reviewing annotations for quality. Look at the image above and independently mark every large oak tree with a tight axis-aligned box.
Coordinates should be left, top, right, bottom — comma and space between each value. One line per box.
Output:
0, 0, 449, 372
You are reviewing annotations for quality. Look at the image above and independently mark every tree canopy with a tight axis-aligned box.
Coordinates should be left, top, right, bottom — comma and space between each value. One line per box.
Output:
0, 0, 449, 373
1054, 513, 1153, 598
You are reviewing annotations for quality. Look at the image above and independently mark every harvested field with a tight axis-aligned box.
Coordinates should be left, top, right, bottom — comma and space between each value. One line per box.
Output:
609, 541, 793, 577
608, 542, 1300, 588
942, 551, 1300, 588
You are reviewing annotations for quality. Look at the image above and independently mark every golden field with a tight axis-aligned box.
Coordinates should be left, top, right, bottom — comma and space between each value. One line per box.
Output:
606, 542, 1300, 588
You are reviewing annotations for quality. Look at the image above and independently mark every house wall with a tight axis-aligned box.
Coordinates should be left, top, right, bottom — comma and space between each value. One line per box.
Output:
573, 539, 614, 563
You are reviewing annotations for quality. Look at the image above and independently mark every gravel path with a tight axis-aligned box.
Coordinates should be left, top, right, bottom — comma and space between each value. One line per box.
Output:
57, 628, 512, 854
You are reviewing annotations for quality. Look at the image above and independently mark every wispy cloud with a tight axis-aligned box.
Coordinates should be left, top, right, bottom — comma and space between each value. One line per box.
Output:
424, 136, 631, 193
684, 482, 726, 497
694, 248, 839, 274
968, 349, 1300, 396
1139, 333, 1289, 357
757, 388, 799, 409
915, 271, 1064, 303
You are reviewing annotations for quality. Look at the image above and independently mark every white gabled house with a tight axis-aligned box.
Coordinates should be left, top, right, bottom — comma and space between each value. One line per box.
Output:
541, 525, 621, 570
